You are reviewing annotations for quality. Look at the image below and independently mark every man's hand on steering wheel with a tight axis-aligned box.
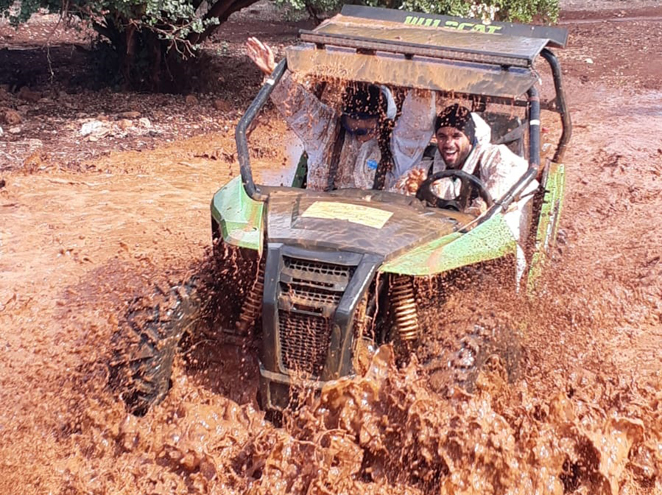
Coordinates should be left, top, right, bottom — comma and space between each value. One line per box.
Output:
465, 198, 488, 216
415, 170, 494, 213
401, 168, 427, 195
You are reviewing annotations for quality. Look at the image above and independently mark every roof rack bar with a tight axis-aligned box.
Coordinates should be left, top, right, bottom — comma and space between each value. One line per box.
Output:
340, 5, 568, 48
405, 91, 556, 110
300, 31, 532, 68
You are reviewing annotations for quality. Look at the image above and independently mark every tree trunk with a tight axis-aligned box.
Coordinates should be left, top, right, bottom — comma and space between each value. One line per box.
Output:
305, 2, 323, 25
189, 0, 261, 45
91, 0, 264, 90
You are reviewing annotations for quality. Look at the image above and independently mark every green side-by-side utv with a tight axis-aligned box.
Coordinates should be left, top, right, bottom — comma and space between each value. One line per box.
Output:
114, 6, 572, 415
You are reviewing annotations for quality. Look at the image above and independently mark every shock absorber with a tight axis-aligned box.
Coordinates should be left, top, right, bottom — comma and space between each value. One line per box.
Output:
391, 275, 420, 345
235, 260, 265, 335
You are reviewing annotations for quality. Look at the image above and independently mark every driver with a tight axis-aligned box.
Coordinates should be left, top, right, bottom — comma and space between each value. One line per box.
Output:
246, 37, 435, 191
395, 103, 536, 243
396, 103, 537, 286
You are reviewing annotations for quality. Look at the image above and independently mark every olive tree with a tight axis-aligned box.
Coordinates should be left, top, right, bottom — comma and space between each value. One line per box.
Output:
1, 0, 263, 88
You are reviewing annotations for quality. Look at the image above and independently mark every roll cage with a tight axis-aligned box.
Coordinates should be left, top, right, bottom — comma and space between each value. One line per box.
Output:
236, 5, 572, 229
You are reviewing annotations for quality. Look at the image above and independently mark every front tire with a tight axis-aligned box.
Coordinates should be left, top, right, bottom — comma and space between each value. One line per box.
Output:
110, 281, 199, 415
421, 315, 522, 394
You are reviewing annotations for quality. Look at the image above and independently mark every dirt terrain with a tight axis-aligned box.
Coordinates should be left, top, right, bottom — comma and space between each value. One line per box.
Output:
0, 2, 661, 494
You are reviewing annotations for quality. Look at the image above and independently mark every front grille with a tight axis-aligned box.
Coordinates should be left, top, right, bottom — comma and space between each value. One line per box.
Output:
279, 312, 332, 375
280, 284, 342, 309
279, 256, 355, 316
285, 258, 352, 278
277, 256, 356, 375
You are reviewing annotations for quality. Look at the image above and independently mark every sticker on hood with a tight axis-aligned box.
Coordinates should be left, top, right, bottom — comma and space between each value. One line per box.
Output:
301, 201, 393, 229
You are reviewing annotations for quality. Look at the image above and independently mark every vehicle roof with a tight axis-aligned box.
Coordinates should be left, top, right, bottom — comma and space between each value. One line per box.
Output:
286, 6, 568, 99
338, 5, 568, 49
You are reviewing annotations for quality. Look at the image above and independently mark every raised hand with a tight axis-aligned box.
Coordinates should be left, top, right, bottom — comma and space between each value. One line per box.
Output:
246, 37, 276, 75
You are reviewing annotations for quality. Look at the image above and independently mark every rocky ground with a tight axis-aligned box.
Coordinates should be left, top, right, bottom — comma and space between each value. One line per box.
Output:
0, 2, 661, 494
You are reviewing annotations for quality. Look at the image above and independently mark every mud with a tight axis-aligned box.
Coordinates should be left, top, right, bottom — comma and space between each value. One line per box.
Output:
1, 4, 662, 495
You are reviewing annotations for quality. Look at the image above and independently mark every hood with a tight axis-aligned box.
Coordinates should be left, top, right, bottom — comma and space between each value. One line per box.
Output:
265, 187, 472, 261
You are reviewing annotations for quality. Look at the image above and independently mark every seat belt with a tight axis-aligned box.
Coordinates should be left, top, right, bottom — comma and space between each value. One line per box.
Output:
457, 159, 483, 210
326, 126, 346, 191
372, 123, 395, 191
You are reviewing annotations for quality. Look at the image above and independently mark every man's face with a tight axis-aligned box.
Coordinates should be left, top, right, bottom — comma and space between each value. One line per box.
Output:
341, 115, 379, 143
436, 127, 472, 167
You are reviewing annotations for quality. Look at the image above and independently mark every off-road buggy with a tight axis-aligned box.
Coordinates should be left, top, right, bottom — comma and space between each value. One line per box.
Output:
113, 6, 572, 415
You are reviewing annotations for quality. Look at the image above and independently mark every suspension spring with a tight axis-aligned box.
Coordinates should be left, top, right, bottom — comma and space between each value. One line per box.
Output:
391, 275, 420, 344
236, 260, 265, 334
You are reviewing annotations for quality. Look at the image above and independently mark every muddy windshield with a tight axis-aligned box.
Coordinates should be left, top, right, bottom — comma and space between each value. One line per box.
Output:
252, 78, 532, 200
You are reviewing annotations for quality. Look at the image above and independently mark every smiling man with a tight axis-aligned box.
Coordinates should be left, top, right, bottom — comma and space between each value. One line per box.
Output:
396, 103, 537, 287
397, 103, 532, 223
435, 104, 477, 167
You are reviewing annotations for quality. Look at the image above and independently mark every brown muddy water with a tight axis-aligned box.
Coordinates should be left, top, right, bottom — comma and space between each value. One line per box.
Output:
1, 75, 661, 495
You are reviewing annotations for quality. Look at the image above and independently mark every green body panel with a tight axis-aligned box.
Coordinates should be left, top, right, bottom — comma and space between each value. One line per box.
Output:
527, 162, 566, 290
211, 176, 264, 252
380, 213, 518, 276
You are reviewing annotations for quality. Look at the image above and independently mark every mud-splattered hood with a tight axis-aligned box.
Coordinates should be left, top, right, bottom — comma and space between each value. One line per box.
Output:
264, 187, 472, 261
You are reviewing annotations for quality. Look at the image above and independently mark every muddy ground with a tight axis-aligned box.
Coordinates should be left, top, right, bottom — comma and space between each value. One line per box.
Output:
0, 2, 661, 494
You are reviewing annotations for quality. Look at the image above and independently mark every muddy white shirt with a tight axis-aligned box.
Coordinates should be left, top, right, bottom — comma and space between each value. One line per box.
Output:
394, 113, 537, 243
270, 71, 436, 190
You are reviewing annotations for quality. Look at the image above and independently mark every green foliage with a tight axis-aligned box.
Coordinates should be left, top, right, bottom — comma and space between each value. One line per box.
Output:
1, 0, 558, 88
496, 0, 559, 23
394, 0, 469, 18
1, 0, 234, 53
1, 0, 252, 87
1, 0, 60, 25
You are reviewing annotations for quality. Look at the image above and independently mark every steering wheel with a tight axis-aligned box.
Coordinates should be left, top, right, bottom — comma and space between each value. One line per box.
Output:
416, 170, 494, 211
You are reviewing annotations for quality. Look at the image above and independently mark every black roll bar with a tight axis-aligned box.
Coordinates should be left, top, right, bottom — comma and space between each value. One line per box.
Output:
528, 86, 541, 171
236, 59, 288, 201
541, 48, 572, 163
237, 49, 568, 205
496, 86, 541, 211
463, 86, 540, 231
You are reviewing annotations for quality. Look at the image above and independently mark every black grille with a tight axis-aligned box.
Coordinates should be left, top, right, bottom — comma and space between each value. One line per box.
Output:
277, 256, 355, 375
280, 284, 342, 308
285, 258, 352, 278
279, 312, 332, 375
279, 257, 354, 316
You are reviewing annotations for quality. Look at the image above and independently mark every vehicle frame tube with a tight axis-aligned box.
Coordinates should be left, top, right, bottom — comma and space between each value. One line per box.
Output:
541, 48, 572, 163
235, 59, 288, 201
471, 86, 541, 225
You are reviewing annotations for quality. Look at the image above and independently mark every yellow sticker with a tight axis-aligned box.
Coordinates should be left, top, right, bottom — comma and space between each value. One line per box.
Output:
301, 201, 393, 229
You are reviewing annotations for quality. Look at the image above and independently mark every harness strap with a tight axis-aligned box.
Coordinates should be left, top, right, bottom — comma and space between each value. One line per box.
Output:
424, 144, 437, 176
371, 151, 392, 190
372, 121, 395, 190
326, 125, 346, 191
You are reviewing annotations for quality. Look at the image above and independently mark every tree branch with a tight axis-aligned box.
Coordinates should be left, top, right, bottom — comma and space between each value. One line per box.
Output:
91, 19, 120, 48
188, 0, 260, 44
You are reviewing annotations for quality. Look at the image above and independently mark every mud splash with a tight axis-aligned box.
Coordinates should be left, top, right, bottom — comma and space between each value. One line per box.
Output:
1, 155, 661, 495
22, 328, 661, 495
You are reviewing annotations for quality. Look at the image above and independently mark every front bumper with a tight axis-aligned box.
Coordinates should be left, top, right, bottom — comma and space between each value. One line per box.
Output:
259, 244, 381, 410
